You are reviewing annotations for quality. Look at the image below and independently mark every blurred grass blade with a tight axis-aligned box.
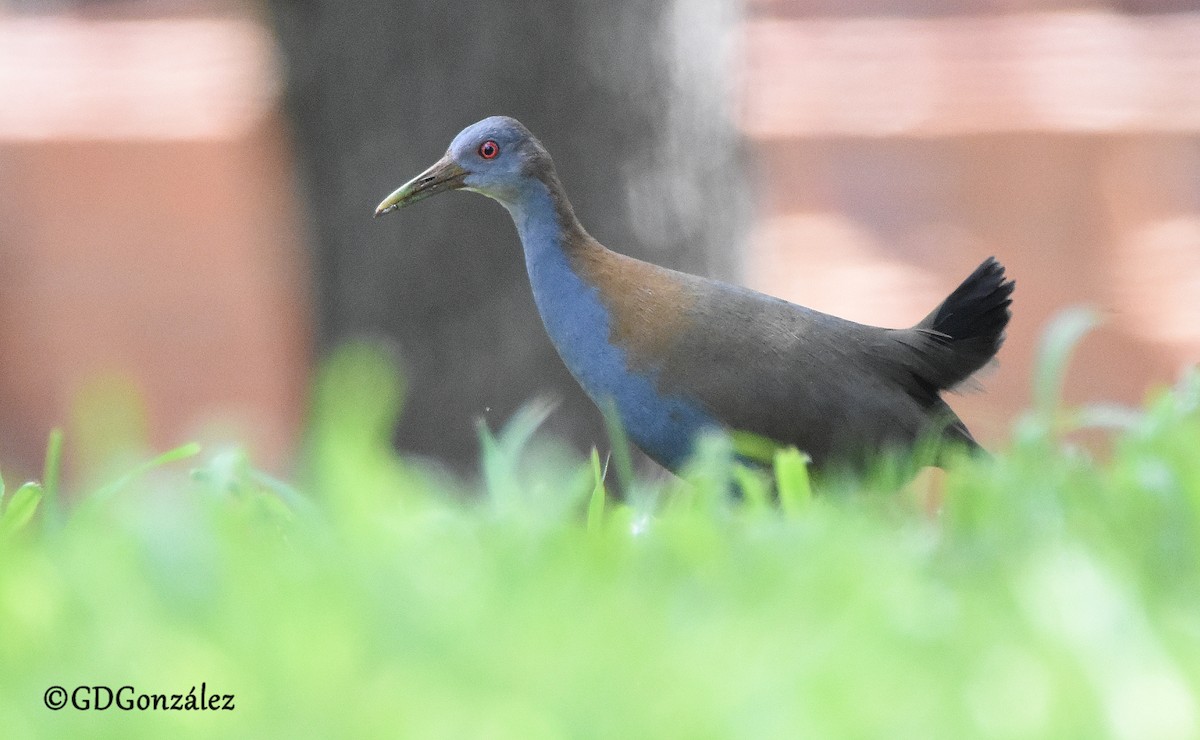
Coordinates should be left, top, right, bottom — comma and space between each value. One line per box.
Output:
587, 448, 606, 531
496, 398, 558, 458
600, 399, 636, 498
251, 469, 316, 516
476, 420, 509, 505
477, 399, 558, 507
1174, 366, 1200, 414
731, 430, 782, 466
1073, 403, 1143, 432
675, 432, 736, 513
1034, 308, 1099, 418
303, 340, 414, 513
41, 428, 63, 531
92, 443, 203, 502
733, 464, 769, 511
774, 447, 811, 515
0, 482, 43, 538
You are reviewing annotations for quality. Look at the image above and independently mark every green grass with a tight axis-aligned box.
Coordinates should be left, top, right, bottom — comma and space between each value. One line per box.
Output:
2, 311, 1200, 738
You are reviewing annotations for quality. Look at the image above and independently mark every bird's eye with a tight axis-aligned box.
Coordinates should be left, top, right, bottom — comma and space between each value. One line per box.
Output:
478, 140, 499, 159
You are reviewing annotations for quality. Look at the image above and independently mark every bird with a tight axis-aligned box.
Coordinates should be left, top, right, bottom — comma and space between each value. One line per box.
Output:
375, 116, 1014, 477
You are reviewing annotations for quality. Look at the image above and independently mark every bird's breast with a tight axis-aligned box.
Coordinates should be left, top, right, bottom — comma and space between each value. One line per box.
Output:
523, 234, 715, 468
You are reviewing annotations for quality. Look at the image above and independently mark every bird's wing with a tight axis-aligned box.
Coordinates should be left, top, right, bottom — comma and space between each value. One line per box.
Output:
663, 277, 951, 466
582, 249, 973, 469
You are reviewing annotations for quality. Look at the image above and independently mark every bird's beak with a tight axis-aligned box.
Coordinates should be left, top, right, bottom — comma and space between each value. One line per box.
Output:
374, 156, 469, 217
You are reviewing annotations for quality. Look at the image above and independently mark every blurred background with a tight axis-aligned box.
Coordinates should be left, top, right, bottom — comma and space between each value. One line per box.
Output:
1, 0, 1197, 482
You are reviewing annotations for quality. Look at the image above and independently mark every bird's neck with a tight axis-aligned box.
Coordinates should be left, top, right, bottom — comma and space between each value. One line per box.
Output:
503, 173, 591, 265
502, 173, 600, 335
501, 175, 619, 394
500, 174, 715, 470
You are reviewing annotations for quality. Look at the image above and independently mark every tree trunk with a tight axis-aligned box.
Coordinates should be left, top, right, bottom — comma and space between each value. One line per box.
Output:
266, 0, 749, 470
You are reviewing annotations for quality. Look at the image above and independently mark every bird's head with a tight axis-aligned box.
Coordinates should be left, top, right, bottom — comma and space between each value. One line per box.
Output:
375, 116, 548, 217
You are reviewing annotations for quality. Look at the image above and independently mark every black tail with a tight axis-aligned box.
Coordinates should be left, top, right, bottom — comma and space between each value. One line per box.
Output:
911, 256, 1015, 391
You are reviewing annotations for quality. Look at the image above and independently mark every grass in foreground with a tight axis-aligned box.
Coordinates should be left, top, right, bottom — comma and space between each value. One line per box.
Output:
1, 312, 1199, 738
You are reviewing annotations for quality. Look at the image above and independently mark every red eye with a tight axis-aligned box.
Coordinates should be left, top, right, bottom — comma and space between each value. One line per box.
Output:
478, 140, 499, 159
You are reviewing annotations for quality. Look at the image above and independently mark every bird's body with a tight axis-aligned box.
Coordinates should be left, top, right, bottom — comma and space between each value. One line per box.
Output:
377, 116, 1014, 474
